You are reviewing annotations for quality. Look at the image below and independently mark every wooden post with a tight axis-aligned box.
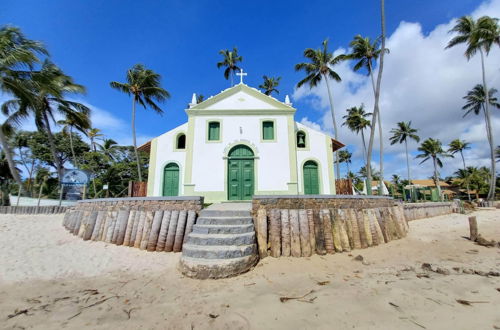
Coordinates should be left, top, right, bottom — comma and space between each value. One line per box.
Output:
269, 209, 282, 258
468, 216, 478, 242
298, 210, 311, 257
289, 209, 302, 257
164, 210, 179, 252
280, 209, 291, 257
173, 210, 188, 252
256, 208, 268, 258
156, 210, 172, 251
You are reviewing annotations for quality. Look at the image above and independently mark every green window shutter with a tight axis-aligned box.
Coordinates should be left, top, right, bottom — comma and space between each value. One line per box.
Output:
262, 121, 274, 140
208, 122, 220, 141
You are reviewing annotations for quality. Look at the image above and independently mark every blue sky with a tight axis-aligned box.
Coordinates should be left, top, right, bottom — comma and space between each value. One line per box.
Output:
2, 0, 499, 179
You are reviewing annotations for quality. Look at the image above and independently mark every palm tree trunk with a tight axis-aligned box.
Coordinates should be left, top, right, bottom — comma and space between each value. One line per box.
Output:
361, 129, 367, 163
433, 157, 442, 201
405, 140, 411, 184
69, 126, 78, 168
131, 97, 143, 182
323, 74, 340, 180
43, 112, 63, 183
479, 48, 496, 201
0, 125, 23, 192
460, 150, 471, 202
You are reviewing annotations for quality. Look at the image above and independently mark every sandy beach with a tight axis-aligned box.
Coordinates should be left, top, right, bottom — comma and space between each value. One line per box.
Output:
1, 210, 499, 329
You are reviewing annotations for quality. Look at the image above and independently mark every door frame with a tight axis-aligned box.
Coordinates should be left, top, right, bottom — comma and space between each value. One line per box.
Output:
300, 158, 323, 195
162, 161, 181, 196
225, 143, 257, 201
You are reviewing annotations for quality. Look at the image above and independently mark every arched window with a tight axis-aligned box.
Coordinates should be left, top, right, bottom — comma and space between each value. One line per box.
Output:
176, 134, 186, 149
297, 131, 306, 148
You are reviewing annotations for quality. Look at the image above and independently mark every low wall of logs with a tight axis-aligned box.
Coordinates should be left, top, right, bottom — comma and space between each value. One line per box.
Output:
403, 202, 457, 221
0, 205, 68, 214
252, 196, 408, 258
62, 196, 203, 252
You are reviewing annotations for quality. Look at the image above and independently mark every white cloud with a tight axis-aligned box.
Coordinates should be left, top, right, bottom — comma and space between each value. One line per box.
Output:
293, 0, 500, 178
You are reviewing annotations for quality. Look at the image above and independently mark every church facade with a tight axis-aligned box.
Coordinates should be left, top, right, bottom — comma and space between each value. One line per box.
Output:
144, 83, 343, 203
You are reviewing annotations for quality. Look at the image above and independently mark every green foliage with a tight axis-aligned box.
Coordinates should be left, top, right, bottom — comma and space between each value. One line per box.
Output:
358, 166, 380, 181
389, 121, 420, 145
216, 48, 242, 85
259, 76, 281, 96
346, 35, 387, 75
462, 84, 500, 117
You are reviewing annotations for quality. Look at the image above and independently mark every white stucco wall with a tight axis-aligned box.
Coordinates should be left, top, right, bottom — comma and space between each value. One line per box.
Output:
190, 115, 291, 193
295, 122, 333, 194
152, 123, 188, 196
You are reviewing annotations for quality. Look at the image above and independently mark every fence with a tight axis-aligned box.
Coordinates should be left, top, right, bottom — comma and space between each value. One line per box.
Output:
128, 181, 147, 197
335, 179, 353, 195
0, 205, 68, 214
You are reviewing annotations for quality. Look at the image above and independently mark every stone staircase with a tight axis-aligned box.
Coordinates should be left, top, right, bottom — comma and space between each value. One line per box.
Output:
179, 205, 259, 279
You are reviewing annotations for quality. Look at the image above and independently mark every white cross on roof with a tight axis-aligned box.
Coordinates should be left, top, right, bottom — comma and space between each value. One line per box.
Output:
236, 68, 247, 84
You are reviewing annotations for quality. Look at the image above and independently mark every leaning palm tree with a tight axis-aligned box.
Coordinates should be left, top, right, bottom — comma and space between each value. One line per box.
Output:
448, 139, 472, 201
389, 121, 420, 187
342, 104, 371, 162
110, 64, 170, 182
99, 138, 118, 161
415, 138, 451, 201
446, 15, 500, 200
216, 48, 242, 86
295, 38, 344, 178
57, 111, 90, 168
259, 75, 281, 96
87, 128, 104, 152
338, 149, 352, 175
0, 26, 47, 190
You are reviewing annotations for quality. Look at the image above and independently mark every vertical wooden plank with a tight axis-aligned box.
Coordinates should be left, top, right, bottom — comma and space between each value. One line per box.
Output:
289, 209, 302, 257
306, 209, 316, 253
105, 211, 118, 243
335, 209, 351, 252
339, 209, 354, 249
156, 210, 172, 251
134, 211, 146, 248
269, 209, 282, 258
256, 208, 268, 258
362, 210, 373, 247
313, 209, 326, 255
173, 210, 188, 252
164, 210, 179, 252
182, 210, 197, 245
140, 211, 155, 250
115, 210, 130, 245
298, 210, 311, 257
95, 210, 107, 241
147, 210, 164, 251
123, 210, 137, 246
129, 210, 141, 246
355, 209, 368, 248
321, 209, 335, 254
280, 209, 291, 257
330, 209, 342, 252
83, 211, 98, 241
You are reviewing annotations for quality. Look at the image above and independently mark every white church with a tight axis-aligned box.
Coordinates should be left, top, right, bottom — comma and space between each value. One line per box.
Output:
142, 73, 344, 203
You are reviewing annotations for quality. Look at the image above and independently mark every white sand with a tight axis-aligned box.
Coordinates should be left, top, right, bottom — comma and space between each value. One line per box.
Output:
0, 210, 499, 329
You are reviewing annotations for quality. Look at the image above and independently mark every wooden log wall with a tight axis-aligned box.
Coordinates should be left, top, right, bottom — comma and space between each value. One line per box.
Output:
0, 205, 68, 214
403, 202, 456, 221
255, 206, 409, 258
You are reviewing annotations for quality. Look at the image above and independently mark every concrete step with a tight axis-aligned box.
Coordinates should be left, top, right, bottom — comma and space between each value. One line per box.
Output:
192, 224, 254, 234
182, 243, 257, 259
179, 254, 259, 279
186, 232, 255, 246
196, 216, 253, 225
199, 209, 251, 218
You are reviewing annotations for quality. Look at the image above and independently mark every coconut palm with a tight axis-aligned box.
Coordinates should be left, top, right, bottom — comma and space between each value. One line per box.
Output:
87, 128, 104, 152
0, 26, 47, 190
259, 76, 281, 96
448, 139, 472, 201
216, 48, 242, 86
110, 64, 170, 181
389, 121, 420, 187
462, 84, 500, 117
391, 174, 401, 186
415, 138, 451, 201
99, 138, 118, 161
342, 104, 371, 161
196, 94, 204, 103
338, 149, 352, 175
446, 15, 500, 200
57, 111, 90, 168
295, 38, 344, 178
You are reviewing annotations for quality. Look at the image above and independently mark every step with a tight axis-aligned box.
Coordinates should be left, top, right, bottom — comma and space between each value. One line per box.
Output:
179, 254, 259, 279
196, 216, 253, 225
192, 224, 254, 234
186, 232, 256, 246
199, 210, 251, 218
182, 243, 257, 259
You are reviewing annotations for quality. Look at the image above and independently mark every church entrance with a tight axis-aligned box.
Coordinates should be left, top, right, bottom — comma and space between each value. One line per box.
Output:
227, 145, 254, 200
303, 160, 319, 195
163, 163, 179, 196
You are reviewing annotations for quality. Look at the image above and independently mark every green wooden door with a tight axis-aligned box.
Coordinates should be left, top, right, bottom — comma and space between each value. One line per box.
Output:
228, 145, 254, 200
303, 160, 319, 195
163, 163, 179, 196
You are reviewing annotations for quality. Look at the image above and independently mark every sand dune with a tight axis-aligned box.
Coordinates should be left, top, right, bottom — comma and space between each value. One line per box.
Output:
1, 210, 499, 329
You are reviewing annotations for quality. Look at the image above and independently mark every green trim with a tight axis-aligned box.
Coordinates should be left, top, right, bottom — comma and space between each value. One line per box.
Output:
183, 115, 196, 185
296, 129, 310, 151
287, 116, 298, 194
205, 119, 222, 143
326, 136, 336, 194
173, 131, 187, 152
299, 157, 324, 195
189, 84, 295, 111
260, 118, 277, 143
146, 138, 158, 196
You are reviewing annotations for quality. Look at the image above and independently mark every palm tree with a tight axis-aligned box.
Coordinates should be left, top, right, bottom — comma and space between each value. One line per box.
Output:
391, 174, 401, 186
446, 15, 500, 200
57, 111, 90, 168
415, 138, 451, 201
0, 26, 47, 190
259, 76, 281, 96
448, 139, 472, 201
389, 121, 420, 187
342, 104, 371, 161
110, 64, 170, 182
216, 48, 242, 86
496, 146, 500, 161
87, 128, 104, 152
295, 38, 344, 178
196, 94, 204, 103
338, 149, 352, 175
99, 138, 118, 161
